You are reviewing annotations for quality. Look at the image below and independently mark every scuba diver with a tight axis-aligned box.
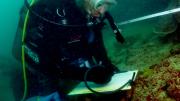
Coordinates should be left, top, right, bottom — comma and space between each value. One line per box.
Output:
13, 0, 125, 100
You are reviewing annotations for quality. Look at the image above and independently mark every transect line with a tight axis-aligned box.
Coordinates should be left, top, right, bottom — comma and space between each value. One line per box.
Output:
118, 7, 180, 26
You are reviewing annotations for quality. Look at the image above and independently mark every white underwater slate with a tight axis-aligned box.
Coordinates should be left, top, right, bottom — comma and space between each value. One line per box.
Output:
68, 70, 138, 95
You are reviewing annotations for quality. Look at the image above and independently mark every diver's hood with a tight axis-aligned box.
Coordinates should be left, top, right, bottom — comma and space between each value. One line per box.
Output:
90, 0, 117, 9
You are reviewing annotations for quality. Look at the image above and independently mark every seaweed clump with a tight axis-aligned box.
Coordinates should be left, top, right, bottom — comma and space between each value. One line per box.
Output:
124, 54, 180, 101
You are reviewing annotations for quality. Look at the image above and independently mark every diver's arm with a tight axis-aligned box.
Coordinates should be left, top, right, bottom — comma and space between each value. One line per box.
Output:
104, 12, 125, 43
56, 59, 114, 84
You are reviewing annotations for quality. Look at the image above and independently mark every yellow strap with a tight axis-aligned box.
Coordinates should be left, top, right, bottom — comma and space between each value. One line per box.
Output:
21, 0, 36, 101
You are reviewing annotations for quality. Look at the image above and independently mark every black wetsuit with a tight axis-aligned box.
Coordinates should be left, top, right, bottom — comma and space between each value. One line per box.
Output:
22, 0, 118, 97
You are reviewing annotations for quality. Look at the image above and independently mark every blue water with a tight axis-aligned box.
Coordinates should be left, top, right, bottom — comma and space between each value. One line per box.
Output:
112, 0, 169, 22
0, 0, 23, 58
0, 0, 23, 101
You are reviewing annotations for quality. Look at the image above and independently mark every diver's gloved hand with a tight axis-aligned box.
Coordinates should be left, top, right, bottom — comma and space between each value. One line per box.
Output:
86, 64, 115, 84
26, 92, 62, 101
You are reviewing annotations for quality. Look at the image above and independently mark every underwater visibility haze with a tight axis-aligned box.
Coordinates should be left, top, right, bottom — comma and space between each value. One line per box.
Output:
0, 0, 180, 100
